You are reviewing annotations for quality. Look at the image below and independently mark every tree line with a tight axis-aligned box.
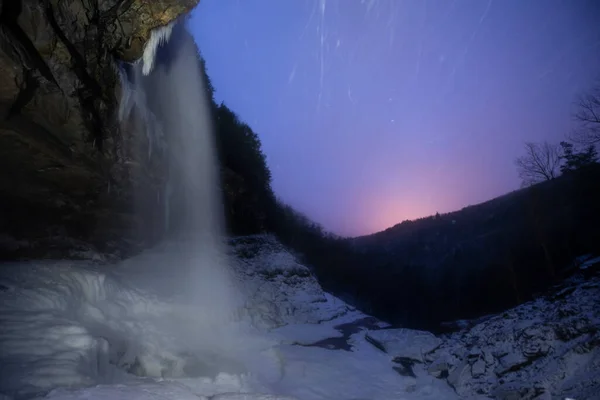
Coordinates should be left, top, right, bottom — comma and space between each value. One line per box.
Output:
515, 81, 600, 186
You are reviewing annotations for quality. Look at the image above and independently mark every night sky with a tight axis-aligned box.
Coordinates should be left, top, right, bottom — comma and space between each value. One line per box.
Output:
189, 0, 600, 237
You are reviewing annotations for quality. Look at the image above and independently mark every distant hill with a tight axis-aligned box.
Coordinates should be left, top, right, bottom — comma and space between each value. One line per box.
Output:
336, 164, 600, 330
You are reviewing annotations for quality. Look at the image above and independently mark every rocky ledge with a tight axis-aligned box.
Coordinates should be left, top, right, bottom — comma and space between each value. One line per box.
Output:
365, 256, 600, 400
0, 0, 197, 260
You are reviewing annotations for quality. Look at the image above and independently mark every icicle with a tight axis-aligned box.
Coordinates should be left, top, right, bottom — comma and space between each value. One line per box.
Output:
141, 21, 176, 76
117, 64, 135, 123
117, 61, 166, 160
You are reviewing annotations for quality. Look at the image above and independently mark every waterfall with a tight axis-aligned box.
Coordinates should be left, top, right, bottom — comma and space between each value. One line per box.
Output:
118, 19, 237, 324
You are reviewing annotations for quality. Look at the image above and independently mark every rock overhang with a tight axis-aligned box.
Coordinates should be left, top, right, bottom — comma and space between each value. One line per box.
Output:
0, 0, 200, 259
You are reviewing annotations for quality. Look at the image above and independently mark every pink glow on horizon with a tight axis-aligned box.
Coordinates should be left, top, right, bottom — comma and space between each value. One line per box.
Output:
363, 198, 435, 235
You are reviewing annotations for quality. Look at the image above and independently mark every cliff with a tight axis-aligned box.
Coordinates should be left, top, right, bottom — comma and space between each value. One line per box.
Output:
0, 0, 198, 260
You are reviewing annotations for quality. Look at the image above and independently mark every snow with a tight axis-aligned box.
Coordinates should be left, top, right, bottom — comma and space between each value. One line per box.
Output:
365, 329, 442, 363
0, 236, 457, 400
268, 310, 365, 345
142, 21, 176, 76
272, 334, 454, 400
404, 269, 600, 399
0, 256, 267, 399
43, 379, 296, 400
3, 233, 596, 400
229, 235, 352, 330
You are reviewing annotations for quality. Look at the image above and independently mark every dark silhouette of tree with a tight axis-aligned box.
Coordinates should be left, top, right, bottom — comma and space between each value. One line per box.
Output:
559, 141, 598, 174
189, 50, 274, 235
515, 141, 561, 186
213, 103, 274, 234
572, 80, 600, 145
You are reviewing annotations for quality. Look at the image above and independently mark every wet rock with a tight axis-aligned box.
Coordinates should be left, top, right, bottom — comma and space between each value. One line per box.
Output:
0, 0, 198, 256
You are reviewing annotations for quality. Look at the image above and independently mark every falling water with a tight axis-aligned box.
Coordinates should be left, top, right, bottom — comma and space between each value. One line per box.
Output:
118, 20, 238, 328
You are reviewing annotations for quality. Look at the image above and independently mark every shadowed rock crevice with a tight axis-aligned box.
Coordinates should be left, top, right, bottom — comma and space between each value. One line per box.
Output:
7, 68, 39, 117
0, 0, 59, 87
43, 1, 105, 149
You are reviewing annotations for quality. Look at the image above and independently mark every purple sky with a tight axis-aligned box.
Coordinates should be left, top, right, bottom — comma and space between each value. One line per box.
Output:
189, 0, 600, 237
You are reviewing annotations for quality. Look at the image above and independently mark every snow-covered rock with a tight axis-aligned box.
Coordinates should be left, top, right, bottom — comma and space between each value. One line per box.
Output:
356, 262, 600, 399
229, 235, 352, 329
421, 272, 600, 399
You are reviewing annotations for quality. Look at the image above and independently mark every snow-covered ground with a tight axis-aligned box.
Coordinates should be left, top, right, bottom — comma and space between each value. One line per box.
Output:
363, 256, 600, 400
1, 235, 598, 400
0, 235, 455, 400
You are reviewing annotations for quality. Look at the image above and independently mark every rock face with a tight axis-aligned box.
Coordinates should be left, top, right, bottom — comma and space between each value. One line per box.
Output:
364, 260, 600, 400
0, 0, 198, 259
230, 235, 352, 330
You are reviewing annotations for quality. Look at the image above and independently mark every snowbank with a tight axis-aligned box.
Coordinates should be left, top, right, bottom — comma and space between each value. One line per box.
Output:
0, 248, 276, 400
230, 235, 352, 330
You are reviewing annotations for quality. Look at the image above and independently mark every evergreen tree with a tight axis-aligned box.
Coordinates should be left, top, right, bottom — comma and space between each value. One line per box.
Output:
559, 141, 598, 173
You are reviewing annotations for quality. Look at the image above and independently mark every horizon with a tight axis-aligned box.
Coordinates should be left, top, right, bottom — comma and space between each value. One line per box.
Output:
190, 0, 600, 237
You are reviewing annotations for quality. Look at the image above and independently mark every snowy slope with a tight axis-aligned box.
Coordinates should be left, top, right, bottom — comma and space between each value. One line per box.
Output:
363, 259, 600, 400
229, 235, 353, 329
228, 236, 458, 399
0, 235, 456, 400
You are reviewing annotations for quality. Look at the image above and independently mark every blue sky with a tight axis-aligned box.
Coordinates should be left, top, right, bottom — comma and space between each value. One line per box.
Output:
190, 0, 600, 236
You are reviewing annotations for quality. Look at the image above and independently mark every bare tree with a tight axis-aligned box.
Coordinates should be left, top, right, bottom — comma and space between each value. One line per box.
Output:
515, 141, 561, 187
571, 81, 600, 145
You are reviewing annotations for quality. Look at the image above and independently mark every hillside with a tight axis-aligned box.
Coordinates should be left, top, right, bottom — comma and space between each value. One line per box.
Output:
355, 166, 599, 254
296, 166, 600, 331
